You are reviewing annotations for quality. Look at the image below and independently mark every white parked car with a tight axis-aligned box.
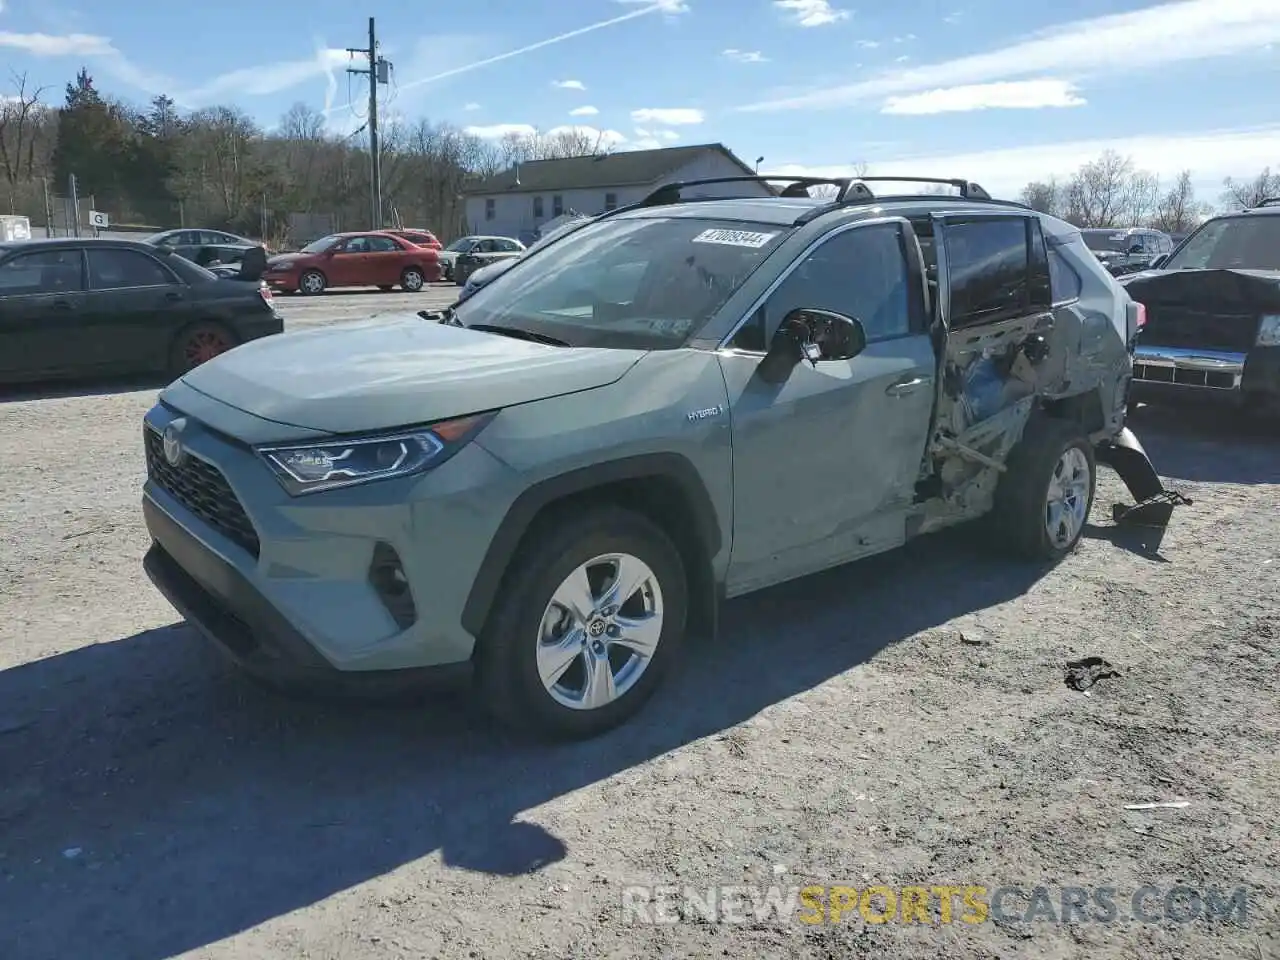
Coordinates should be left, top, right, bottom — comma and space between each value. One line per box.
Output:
438, 235, 525, 281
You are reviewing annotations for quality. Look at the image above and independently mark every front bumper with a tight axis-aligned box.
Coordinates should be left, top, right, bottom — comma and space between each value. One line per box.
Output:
140, 400, 521, 685
1130, 343, 1280, 410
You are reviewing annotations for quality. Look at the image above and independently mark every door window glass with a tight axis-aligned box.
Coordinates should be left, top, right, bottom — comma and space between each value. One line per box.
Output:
944, 217, 1034, 328
366, 236, 400, 252
0, 249, 84, 295
87, 249, 172, 289
1047, 247, 1082, 305
343, 237, 371, 253
730, 223, 913, 351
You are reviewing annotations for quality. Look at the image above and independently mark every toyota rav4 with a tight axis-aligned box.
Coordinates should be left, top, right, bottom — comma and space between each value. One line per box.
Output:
140, 175, 1182, 740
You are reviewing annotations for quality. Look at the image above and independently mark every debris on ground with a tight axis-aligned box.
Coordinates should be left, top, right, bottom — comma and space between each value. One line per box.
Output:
1064, 656, 1121, 691
1124, 801, 1191, 811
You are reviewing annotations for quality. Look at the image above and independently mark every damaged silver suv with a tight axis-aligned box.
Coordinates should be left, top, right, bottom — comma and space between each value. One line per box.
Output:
141, 175, 1184, 740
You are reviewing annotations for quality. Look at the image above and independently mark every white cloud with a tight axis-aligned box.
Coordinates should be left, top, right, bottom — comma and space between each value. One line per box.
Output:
465, 123, 539, 139
741, 0, 1280, 112
764, 124, 1280, 199
857, 40, 879, 49
723, 48, 770, 63
882, 79, 1086, 115
631, 107, 705, 124
463, 102, 482, 111
894, 55, 910, 63
553, 79, 587, 90
774, 0, 851, 27
546, 124, 628, 147
190, 47, 349, 103
0, 31, 115, 56
615, 0, 691, 13
570, 105, 600, 116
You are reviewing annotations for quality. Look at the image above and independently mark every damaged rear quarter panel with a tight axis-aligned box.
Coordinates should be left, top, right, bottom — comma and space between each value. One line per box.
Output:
921, 217, 1131, 531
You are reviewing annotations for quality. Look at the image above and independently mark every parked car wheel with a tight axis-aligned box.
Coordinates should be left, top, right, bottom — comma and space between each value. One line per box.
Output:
401, 266, 426, 292
991, 417, 1097, 562
477, 506, 688, 740
299, 270, 327, 295
168, 321, 239, 378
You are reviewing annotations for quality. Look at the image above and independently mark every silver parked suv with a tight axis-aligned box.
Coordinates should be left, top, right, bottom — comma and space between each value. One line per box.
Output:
141, 175, 1182, 740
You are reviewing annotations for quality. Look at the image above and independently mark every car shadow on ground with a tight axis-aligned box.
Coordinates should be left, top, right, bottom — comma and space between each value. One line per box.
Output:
1125, 403, 1280, 485
274, 282, 457, 297
0, 528, 1046, 960
0, 375, 167, 404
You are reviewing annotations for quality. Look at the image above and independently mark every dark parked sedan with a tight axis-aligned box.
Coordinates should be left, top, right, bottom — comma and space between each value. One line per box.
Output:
0, 238, 283, 385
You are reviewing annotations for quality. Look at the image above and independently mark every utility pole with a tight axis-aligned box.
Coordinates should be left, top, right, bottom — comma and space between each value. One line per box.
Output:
347, 18, 390, 230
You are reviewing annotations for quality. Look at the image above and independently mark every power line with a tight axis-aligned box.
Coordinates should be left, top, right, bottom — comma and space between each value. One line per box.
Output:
346, 17, 390, 229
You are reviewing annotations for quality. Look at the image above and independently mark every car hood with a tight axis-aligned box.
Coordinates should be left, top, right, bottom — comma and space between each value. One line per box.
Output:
174, 313, 647, 434
266, 253, 306, 268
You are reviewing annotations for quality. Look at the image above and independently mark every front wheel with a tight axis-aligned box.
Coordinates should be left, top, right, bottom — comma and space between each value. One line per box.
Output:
298, 270, 327, 295
477, 507, 688, 740
168, 321, 238, 378
991, 418, 1097, 562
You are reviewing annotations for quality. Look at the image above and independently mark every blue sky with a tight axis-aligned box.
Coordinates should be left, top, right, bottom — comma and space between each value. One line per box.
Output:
2, 0, 1278, 200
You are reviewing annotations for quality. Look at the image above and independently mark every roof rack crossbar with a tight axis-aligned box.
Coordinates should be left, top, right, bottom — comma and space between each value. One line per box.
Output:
1253, 196, 1280, 208
638, 175, 853, 207
838, 176, 993, 201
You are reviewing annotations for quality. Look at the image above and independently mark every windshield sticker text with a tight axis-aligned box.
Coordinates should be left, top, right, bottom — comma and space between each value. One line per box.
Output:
691, 229, 778, 249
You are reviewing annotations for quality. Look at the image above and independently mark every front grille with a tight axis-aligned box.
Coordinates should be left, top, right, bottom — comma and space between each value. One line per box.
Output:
1133, 363, 1238, 389
145, 427, 260, 558
1141, 305, 1260, 352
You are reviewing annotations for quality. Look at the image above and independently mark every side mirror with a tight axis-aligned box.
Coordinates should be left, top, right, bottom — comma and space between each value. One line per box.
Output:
757, 308, 867, 384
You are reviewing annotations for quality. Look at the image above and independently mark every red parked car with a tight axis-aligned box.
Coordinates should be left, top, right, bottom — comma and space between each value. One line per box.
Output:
262, 231, 442, 295
387, 228, 442, 249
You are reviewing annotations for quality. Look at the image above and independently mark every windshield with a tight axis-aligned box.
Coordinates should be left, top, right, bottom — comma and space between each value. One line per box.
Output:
454, 216, 790, 349
1164, 215, 1280, 271
444, 238, 473, 252
300, 235, 341, 254
1081, 230, 1130, 253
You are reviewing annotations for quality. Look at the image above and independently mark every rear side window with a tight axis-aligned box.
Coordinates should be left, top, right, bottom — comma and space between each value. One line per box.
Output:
944, 217, 1037, 328
87, 249, 173, 289
0, 249, 84, 295
1028, 219, 1051, 310
1047, 246, 1083, 305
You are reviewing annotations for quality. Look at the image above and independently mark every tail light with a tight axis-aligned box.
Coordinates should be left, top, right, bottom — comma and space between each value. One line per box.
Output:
258, 281, 274, 307
1134, 302, 1147, 328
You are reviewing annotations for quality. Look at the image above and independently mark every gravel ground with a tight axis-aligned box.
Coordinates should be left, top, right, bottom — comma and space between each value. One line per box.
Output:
0, 305, 1277, 960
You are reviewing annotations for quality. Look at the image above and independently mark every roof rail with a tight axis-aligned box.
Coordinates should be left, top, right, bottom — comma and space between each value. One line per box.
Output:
1252, 196, 1280, 208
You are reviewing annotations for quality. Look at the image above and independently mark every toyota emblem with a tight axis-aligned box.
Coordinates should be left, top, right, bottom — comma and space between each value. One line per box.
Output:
162, 420, 187, 467
587, 619, 607, 638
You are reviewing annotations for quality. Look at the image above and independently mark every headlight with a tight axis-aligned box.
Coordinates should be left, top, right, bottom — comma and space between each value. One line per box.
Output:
257, 413, 494, 495
1257, 315, 1280, 347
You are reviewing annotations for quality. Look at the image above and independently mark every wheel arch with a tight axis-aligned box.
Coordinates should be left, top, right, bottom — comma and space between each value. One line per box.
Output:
461, 453, 723, 645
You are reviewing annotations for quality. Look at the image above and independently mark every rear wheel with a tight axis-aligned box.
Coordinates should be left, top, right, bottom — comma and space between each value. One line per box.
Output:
477, 506, 688, 740
991, 418, 1097, 562
298, 269, 326, 295
168, 321, 238, 378
400, 266, 425, 292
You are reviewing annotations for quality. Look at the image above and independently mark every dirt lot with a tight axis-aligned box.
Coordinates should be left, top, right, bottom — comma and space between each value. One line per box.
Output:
0, 302, 1277, 959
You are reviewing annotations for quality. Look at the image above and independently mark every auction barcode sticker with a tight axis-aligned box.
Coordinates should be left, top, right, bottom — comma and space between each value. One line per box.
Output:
691, 228, 778, 249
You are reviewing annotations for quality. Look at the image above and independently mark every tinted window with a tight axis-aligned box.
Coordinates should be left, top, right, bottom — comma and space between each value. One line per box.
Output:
533, 197, 543, 219
87, 249, 172, 289
1028, 219, 1051, 309
1047, 246, 1082, 304
553, 195, 564, 217
0, 249, 83, 295
343, 237, 370, 253
731, 223, 913, 352
605, 193, 618, 211
498, 239, 522, 252
945, 217, 1033, 328
367, 236, 400, 252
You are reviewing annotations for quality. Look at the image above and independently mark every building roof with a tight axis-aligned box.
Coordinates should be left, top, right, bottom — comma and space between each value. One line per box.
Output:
462, 143, 759, 196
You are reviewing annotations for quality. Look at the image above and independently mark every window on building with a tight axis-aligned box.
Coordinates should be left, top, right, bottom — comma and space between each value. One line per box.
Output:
485, 198, 495, 221
553, 195, 564, 217
604, 192, 618, 212
533, 196, 544, 219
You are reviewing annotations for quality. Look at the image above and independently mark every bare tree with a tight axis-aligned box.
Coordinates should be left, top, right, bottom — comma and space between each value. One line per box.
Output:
1220, 167, 1279, 210
1063, 150, 1134, 227
1152, 170, 1209, 233
1019, 179, 1061, 215
0, 72, 51, 210
1122, 171, 1161, 227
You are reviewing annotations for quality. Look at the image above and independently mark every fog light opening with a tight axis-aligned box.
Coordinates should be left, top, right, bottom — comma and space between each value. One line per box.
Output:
369, 542, 418, 630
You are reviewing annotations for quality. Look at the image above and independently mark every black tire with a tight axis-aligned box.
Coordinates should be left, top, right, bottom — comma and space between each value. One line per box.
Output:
476, 506, 688, 740
167, 321, 239, 378
298, 269, 327, 295
443, 263, 454, 282
991, 417, 1097, 562
400, 266, 426, 292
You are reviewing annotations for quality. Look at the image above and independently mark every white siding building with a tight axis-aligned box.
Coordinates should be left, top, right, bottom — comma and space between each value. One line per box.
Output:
462, 143, 772, 244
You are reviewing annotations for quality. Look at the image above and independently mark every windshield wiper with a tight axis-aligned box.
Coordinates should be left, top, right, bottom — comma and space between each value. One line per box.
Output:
467, 323, 570, 347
